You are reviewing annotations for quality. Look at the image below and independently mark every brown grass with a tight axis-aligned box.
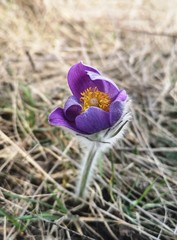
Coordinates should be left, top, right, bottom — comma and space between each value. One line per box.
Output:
0, 0, 177, 239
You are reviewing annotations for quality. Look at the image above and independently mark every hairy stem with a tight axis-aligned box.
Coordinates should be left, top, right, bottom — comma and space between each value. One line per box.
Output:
76, 142, 100, 198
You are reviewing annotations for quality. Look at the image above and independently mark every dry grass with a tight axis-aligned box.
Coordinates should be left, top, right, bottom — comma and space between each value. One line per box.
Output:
0, 0, 177, 239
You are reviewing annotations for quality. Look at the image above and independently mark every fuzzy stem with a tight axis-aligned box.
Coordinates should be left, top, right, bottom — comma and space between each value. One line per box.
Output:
76, 142, 100, 198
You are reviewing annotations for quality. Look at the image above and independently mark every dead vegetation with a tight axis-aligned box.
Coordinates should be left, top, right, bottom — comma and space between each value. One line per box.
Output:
0, 0, 177, 239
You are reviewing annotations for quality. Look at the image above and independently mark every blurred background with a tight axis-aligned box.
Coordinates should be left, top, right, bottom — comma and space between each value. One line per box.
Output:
0, 1, 177, 240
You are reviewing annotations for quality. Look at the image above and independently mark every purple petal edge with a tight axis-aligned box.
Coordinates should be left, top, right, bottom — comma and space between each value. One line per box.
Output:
109, 101, 124, 126
48, 107, 85, 134
116, 90, 127, 101
64, 96, 82, 121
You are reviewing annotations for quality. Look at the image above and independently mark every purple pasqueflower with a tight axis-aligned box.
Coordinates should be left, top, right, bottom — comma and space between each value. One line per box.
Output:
48, 62, 128, 135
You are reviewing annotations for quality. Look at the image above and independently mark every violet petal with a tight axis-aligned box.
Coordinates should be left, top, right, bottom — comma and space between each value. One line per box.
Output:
75, 107, 110, 134
64, 96, 82, 121
86, 71, 120, 100
109, 101, 124, 126
116, 89, 127, 101
67, 62, 100, 99
48, 107, 85, 134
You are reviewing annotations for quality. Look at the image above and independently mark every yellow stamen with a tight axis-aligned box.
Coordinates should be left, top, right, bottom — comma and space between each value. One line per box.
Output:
80, 87, 111, 112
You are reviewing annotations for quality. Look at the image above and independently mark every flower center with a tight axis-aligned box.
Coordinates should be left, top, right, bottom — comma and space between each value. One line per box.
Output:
80, 87, 111, 112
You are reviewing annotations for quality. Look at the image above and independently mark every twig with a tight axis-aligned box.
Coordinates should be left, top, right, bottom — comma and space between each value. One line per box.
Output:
25, 50, 36, 72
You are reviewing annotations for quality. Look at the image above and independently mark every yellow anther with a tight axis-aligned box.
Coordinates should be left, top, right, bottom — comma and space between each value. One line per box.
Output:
80, 87, 111, 112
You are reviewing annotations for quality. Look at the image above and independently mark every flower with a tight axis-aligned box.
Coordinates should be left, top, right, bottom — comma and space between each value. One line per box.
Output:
48, 62, 128, 135
48, 62, 131, 198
